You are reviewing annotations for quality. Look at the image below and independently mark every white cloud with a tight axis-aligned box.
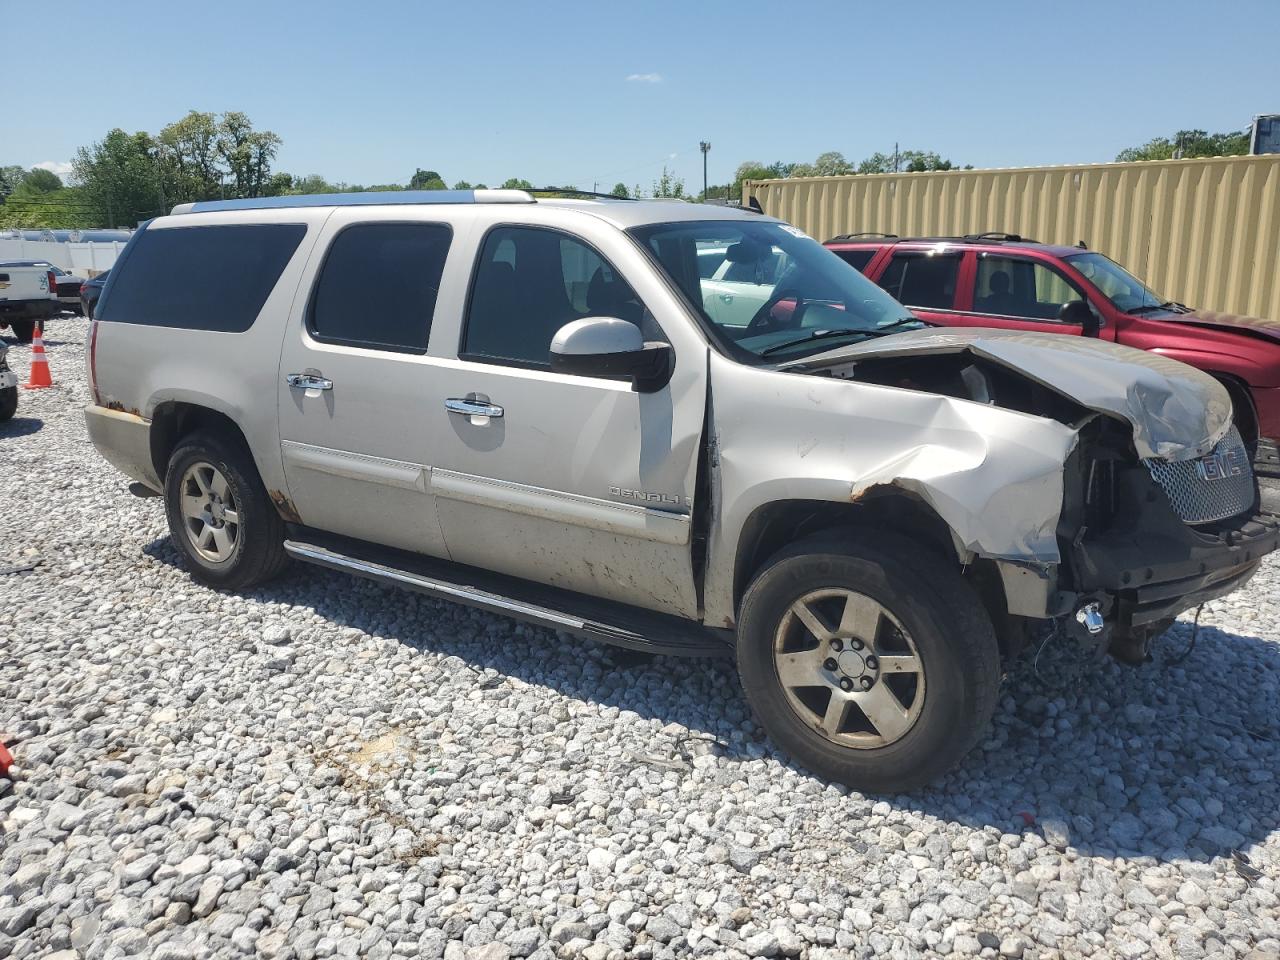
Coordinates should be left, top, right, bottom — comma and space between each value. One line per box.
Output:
625, 73, 662, 84
33, 160, 73, 178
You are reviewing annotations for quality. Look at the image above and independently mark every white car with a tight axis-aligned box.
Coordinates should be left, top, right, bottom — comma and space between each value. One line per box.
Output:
82, 188, 1278, 791
0, 260, 58, 342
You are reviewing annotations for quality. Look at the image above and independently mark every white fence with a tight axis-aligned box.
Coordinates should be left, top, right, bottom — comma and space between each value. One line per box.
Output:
0, 238, 124, 275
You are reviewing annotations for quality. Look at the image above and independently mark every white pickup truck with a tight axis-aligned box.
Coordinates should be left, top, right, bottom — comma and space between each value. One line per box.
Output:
0, 260, 59, 343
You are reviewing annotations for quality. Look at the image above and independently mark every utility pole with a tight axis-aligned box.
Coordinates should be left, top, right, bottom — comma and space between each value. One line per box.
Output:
699, 141, 711, 200
893, 142, 899, 173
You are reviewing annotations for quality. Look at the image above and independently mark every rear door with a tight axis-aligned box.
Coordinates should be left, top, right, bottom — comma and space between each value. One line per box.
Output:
872, 248, 964, 323
276, 211, 463, 557
953, 252, 1097, 334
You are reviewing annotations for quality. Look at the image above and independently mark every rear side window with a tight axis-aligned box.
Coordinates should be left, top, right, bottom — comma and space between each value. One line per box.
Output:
309, 222, 452, 353
876, 252, 960, 309
832, 249, 875, 273
100, 224, 305, 331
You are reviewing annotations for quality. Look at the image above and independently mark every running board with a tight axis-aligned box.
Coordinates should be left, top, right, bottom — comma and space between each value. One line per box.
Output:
283, 539, 730, 657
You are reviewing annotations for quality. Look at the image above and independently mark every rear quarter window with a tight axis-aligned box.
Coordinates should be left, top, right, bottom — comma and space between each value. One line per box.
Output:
832, 249, 876, 273
99, 223, 306, 331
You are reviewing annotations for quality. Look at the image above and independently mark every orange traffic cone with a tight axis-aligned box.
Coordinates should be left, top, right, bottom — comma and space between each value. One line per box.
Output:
23, 322, 52, 389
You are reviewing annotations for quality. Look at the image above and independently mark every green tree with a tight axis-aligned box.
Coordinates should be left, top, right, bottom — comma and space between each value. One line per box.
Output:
73, 128, 167, 225
452, 180, 473, 190
857, 149, 960, 173
610, 182, 629, 198
286, 174, 339, 194
0, 165, 25, 198
652, 166, 686, 199
501, 177, 534, 190
22, 168, 63, 192
410, 169, 444, 189
215, 111, 282, 198
1116, 128, 1249, 162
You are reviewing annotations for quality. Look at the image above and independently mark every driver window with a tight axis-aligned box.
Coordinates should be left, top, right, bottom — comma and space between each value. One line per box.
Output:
975, 255, 1086, 320
463, 226, 649, 368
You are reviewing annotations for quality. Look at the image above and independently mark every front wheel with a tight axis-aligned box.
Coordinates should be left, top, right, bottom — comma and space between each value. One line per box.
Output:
164, 432, 289, 590
736, 533, 1001, 793
0, 386, 16, 422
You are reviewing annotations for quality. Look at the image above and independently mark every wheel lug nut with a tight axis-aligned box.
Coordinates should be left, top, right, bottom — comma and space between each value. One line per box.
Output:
823, 658, 838, 672
859, 676, 874, 691
839, 677, 854, 692
829, 639, 842, 652
865, 655, 878, 670
850, 639, 864, 651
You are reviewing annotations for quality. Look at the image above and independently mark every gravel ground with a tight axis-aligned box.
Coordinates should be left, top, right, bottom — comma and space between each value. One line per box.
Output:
1, 318, 1278, 960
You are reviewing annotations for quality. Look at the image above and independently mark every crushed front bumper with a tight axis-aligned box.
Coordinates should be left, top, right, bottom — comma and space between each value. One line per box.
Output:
1071, 505, 1279, 632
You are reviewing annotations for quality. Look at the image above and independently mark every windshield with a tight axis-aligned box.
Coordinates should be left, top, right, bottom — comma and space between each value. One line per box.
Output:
1065, 252, 1166, 312
630, 220, 920, 362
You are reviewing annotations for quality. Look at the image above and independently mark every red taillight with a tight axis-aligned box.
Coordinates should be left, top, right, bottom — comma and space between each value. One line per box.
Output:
47, 270, 57, 293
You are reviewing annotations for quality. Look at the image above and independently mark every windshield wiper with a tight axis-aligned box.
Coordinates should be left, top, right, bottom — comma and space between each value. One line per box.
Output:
758, 328, 870, 358
864, 316, 922, 335
758, 317, 921, 359
1128, 301, 1180, 315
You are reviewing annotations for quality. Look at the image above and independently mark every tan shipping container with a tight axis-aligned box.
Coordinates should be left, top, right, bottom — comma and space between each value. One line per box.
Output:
745, 155, 1280, 320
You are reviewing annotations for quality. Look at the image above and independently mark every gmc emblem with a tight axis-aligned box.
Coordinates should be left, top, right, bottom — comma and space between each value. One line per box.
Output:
1195, 447, 1247, 481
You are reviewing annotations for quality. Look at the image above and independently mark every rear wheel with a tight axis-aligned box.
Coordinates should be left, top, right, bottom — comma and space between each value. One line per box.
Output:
8, 320, 34, 344
164, 432, 289, 590
736, 533, 1001, 793
0, 386, 16, 422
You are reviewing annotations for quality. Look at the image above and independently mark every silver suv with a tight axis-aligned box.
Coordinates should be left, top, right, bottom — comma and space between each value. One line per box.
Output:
85, 190, 1280, 792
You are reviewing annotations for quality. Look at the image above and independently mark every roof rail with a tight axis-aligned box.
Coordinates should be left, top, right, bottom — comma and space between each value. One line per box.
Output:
530, 186, 636, 200
961, 231, 1036, 243
826, 232, 899, 242
170, 188, 536, 216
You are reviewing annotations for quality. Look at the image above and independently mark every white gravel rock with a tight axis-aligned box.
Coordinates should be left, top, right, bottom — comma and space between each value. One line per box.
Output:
2, 317, 1279, 960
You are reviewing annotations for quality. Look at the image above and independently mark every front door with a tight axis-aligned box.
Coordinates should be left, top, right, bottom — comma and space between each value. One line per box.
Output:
423, 224, 705, 618
276, 213, 460, 557
953, 252, 1102, 336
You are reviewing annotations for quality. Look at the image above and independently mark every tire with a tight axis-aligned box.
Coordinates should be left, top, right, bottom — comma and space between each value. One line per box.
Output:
163, 431, 289, 590
736, 532, 1001, 793
0, 386, 16, 422
9, 320, 34, 344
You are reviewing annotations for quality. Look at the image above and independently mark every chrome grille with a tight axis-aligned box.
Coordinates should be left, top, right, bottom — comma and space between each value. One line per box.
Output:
1143, 426, 1255, 525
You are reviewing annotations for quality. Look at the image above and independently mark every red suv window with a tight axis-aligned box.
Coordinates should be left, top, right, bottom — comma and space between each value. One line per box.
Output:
831, 249, 876, 273
876, 252, 961, 309
973, 254, 1086, 321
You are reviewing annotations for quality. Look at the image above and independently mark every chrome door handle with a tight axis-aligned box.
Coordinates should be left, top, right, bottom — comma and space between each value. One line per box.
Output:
719, 293, 734, 303
286, 373, 333, 391
445, 397, 504, 419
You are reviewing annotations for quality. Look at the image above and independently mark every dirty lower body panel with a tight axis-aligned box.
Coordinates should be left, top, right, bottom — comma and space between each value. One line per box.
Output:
283, 528, 733, 658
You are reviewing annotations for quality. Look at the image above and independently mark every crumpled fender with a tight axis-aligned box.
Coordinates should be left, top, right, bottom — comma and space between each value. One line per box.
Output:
702, 355, 1079, 627
789, 328, 1232, 461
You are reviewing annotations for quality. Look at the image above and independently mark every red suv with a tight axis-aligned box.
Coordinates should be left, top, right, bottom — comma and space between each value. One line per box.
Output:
825, 232, 1280, 476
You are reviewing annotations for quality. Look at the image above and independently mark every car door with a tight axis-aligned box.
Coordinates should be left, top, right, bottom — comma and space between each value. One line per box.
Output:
420, 218, 706, 619
952, 252, 1100, 335
873, 248, 964, 323
276, 211, 463, 557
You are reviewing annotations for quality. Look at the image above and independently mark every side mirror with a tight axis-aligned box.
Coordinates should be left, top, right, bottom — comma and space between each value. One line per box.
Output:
1059, 299, 1101, 337
549, 317, 673, 392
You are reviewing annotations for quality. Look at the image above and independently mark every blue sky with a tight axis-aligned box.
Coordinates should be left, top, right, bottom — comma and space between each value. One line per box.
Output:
9, 0, 1279, 191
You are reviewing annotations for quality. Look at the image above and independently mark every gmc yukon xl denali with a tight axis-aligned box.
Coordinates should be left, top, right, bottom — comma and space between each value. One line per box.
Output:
84, 190, 1280, 791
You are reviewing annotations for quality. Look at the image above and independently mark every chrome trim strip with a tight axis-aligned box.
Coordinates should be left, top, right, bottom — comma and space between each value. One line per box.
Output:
284, 541, 586, 630
430, 468, 691, 545
281, 440, 427, 492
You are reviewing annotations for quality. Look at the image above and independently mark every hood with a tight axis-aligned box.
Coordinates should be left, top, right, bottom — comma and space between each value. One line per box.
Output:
1157, 308, 1280, 345
786, 328, 1232, 461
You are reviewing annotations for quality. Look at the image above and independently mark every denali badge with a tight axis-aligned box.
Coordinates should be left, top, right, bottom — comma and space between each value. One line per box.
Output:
610, 486, 690, 506
1195, 447, 1247, 482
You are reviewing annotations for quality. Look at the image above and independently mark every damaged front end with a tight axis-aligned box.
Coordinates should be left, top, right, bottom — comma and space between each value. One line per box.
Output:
777, 329, 1280, 662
